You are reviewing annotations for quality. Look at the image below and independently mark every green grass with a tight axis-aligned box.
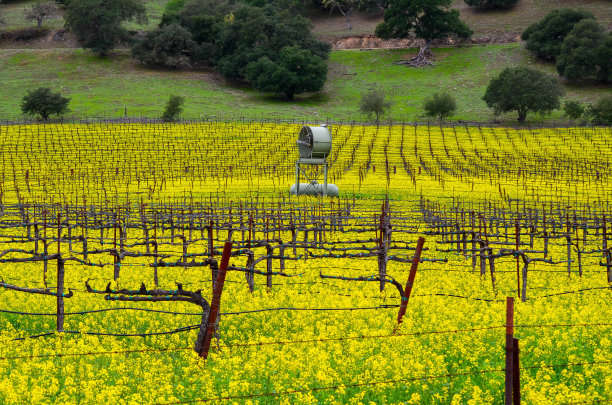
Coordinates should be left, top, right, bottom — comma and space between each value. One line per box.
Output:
0, 0, 169, 32
1, 44, 609, 122
0, 0, 63, 30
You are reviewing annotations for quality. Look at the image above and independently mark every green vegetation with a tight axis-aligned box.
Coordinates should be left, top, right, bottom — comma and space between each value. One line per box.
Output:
521, 8, 595, 61
557, 19, 611, 83
483, 66, 564, 123
20, 86, 70, 119
358, 87, 391, 122
563, 99, 585, 121
245, 45, 328, 100
423, 92, 457, 121
132, 22, 196, 68
588, 95, 612, 125
375, 0, 472, 66
24, 1, 57, 28
64, 0, 148, 55
161, 94, 184, 121
0, 44, 607, 121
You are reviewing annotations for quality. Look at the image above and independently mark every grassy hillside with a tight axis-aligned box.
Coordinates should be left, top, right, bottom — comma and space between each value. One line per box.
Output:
1, 44, 609, 122
311, 0, 612, 40
0, 0, 169, 31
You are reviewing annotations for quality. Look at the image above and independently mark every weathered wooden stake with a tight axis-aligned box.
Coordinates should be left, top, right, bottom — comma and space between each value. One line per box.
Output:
396, 236, 425, 326
515, 221, 520, 300
57, 258, 65, 332
505, 297, 515, 405
199, 241, 233, 359
513, 337, 521, 405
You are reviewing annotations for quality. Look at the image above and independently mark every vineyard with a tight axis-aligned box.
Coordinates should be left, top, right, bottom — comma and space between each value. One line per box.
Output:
0, 121, 610, 404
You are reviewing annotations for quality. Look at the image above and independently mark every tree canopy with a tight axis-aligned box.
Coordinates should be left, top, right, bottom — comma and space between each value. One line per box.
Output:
375, 0, 472, 66
21, 87, 70, 120
483, 66, 564, 123
25, 1, 58, 28
64, 0, 148, 55
245, 45, 327, 100
424, 92, 456, 121
140, 0, 330, 99
556, 19, 611, 83
521, 8, 595, 60
132, 23, 197, 68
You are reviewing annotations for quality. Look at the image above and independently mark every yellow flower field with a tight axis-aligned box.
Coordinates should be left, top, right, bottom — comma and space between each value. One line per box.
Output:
0, 122, 610, 404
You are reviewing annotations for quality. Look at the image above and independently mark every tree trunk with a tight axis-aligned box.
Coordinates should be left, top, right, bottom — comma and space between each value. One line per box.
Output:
394, 40, 434, 67
336, 5, 354, 30
517, 109, 527, 123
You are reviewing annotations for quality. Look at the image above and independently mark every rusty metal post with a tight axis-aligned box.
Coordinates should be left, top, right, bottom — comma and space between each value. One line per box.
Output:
505, 297, 515, 405
396, 237, 425, 326
199, 241, 233, 359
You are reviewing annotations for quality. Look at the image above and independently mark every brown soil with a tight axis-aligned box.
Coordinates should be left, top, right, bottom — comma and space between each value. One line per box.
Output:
0, 28, 79, 49
331, 32, 522, 50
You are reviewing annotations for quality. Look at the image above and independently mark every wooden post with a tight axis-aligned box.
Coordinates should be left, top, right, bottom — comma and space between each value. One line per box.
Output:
199, 241, 233, 359
266, 244, 273, 289
604, 216, 611, 283
515, 221, 520, 300
57, 257, 65, 332
396, 237, 425, 326
208, 220, 214, 258
505, 297, 515, 405
152, 241, 159, 286
57, 214, 61, 254
513, 337, 521, 405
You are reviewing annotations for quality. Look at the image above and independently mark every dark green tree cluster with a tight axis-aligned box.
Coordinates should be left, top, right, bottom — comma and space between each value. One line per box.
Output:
522, 9, 610, 83
132, 23, 197, 68
521, 8, 593, 60
563, 96, 612, 125
133, 0, 330, 100
64, 0, 147, 56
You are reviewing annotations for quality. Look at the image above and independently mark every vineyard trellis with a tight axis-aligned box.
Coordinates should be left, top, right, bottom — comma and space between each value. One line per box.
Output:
0, 121, 610, 404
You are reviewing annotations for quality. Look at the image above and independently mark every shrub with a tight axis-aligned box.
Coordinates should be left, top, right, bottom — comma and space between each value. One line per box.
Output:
162, 95, 185, 122
132, 23, 197, 68
21, 87, 70, 120
359, 88, 392, 122
424, 92, 456, 121
563, 100, 585, 121
521, 8, 595, 60
588, 95, 612, 125
483, 66, 564, 123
